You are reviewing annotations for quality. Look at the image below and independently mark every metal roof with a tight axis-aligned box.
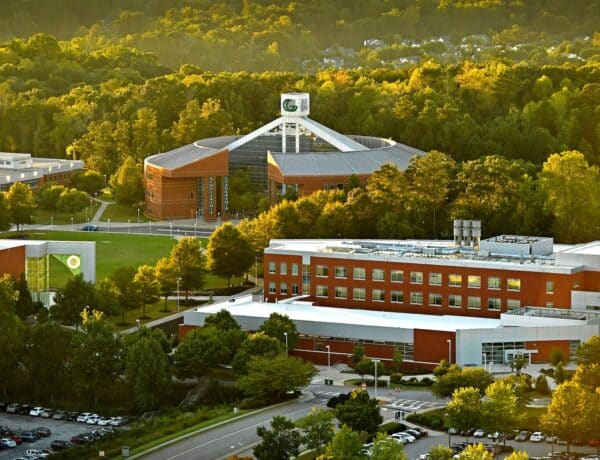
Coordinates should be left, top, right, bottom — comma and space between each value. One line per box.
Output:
269, 142, 424, 176
144, 136, 239, 169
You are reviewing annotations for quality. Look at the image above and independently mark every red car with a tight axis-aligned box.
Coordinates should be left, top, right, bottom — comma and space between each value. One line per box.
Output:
589, 439, 600, 447
9, 435, 22, 445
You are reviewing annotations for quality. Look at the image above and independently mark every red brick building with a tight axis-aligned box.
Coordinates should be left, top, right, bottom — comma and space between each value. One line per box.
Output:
143, 93, 423, 220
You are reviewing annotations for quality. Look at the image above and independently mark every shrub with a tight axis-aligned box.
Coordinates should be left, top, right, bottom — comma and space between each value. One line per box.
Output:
326, 392, 350, 409
378, 421, 406, 435
405, 411, 445, 430
535, 375, 551, 395
390, 372, 403, 384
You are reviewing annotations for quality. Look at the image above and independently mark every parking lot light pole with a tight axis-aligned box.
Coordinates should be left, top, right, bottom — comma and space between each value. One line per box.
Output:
326, 345, 331, 383
176, 277, 181, 313
447, 339, 452, 364
482, 352, 487, 370
284, 332, 288, 355
373, 358, 381, 399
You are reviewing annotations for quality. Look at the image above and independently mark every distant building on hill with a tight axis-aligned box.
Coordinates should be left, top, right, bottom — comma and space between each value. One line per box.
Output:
0, 152, 84, 192
143, 93, 424, 221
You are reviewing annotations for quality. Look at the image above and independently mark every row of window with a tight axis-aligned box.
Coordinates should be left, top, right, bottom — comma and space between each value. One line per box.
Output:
267, 261, 557, 295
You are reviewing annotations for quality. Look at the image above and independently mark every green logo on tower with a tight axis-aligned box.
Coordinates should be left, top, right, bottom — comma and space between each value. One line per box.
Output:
282, 99, 298, 112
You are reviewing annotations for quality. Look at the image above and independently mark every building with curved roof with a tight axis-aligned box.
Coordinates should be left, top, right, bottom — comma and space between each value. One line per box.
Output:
144, 93, 424, 220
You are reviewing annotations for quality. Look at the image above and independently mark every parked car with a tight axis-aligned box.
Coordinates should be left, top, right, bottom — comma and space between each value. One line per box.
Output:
516, 431, 531, 442
0, 401, 7, 411
29, 406, 44, 417
546, 436, 559, 444
415, 427, 429, 437
0, 438, 17, 448
40, 409, 54, 418
10, 434, 23, 444
33, 427, 51, 437
6, 403, 20, 413
531, 432, 546, 442
109, 416, 128, 426
52, 410, 66, 420
77, 412, 94, 423
86, 414, 101, 424
406, 428, 423, 439
18, 432, 38, 442
66, 411, 80, 421
588, 439, 600, 448
25, 449, 48, 458
70, 434, 89, 445
474, 428, 486, 438
97, 417, 111, 426
80, 224, 99, 231
50, 440, 72, 450
397, 432, 417, 443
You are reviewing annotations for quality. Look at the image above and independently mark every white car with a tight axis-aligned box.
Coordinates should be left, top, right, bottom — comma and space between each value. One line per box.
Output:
77, 412, 94, 423
394, 432, 416, 443
0, 438, 17, 448
86, 414, 101, 425
97, 417, 111, 426
29, 406, 44, 416
530, 432, 546, 442
473, 428, 486, 438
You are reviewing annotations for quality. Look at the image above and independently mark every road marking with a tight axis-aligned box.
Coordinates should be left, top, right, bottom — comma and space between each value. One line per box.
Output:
164, 405, 321, 460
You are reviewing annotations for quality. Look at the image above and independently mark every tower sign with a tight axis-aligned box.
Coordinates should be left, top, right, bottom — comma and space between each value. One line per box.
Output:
281, 93, 310, 116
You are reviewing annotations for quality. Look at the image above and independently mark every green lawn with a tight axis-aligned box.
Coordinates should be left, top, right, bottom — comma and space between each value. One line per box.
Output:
34, 201, 102, 225
100, 201, 147, 222
5, 230, 177, 286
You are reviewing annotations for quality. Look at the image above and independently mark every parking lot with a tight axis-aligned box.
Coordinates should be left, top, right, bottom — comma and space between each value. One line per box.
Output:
0, 412, 90, 458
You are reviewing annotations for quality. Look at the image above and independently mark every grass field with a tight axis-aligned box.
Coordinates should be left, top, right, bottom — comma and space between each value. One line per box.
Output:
4, 230, 177, 286
34, 201, 102, 225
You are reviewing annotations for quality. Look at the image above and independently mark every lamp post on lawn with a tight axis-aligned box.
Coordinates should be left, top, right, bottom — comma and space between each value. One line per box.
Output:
128, 219, 131, 234
326, 345, 331, 384
482, 352, 487, 371
137, 208, 140, 223
136, 319, 140, 330
284, 332, 288, 355
373, 358, 381, 399
71, 217, 74, 230
176, 277, 181, 313
149, 220, 152, 235
107, 218, 110, 233
50, 216, 53, 226
447, 339, 452, 364
195, 209, 198, 226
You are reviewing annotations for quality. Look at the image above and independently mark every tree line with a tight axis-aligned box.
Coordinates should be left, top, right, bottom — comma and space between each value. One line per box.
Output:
238, 150, 600, 246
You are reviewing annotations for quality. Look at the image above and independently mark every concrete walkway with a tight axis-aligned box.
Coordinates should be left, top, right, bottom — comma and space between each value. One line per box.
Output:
91, 197, 111, 222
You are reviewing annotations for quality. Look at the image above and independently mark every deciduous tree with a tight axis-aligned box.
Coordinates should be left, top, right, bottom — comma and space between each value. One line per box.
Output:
482, 380, 522, 442
297, 407, 335, 456
258, 312, 298, 351
324, 424, 364, 460
6, 182, 36, 230
253, 416, 302, 460
207, 223, 254, 286
371, 432, 407, 460
446, 387, 483, 443
169, 237, 206, 300
173, 327, 225, 380
51, 273, 97, 326
232, 332, 285, 376
335, 389, 382, 435
541, 380, 586, 451
133, 264, 159, 319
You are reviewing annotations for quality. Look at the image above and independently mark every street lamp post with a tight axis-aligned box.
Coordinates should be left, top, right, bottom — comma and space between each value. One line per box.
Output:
128, 219, 131, 234
71, 217, 74, 230
217, 211, 221, 227
326, 345, 331, 383
149, 220, 152, 235
482, 352, 487, 370
107, 218, 110, 233
373, 358, 381, 398
137, 208, 140, 223
195, 209, 198, 226
284, 332, 288, 355
176, 277, 181, 313
50, 216, 53, 226
136, 319, 141, 330
447, 339, 452, 364
169, 222, 173, 238
194, 222, 197, 238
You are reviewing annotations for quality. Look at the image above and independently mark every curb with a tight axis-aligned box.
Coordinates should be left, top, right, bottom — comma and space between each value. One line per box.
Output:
126, 393, 314, 459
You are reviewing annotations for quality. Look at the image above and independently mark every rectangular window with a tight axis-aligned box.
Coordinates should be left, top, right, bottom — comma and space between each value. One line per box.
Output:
316, 265, 328, 277
268, 261, 276, 274
410, 292, 423, 305
507, 278, 521, 291
488, 277, 501, 290
280, 282, 287, 295
353, 267, 366, 280
488, 298, 501, 311
546, 281, 554, 294
316, 285, 328, 297
449, 274, 462, 287
353, 288, 366, 301
468, 296, 481, 309
429, 273, 442, 286
391, 291, 404, 303
291, 263, 299, 276
302, 264, 310, 295
280, 262, 287, 275
546, 301, 554, 308
372, 269, 385, 281
335, 286, 347, 299
268, 281, 276, 294
292, 284, 299, 295
507, 299, 521, 311
372, 289, 385, 302
410, 272, 423, 284
335, 266, 348, 279
468, 275, 481, 289
449, 295, 462, 308
429, 293, 442, 306
391, 270, 403, 283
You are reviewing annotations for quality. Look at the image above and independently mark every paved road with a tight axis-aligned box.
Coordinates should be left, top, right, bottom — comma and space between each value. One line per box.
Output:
140, 396, 327, 460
